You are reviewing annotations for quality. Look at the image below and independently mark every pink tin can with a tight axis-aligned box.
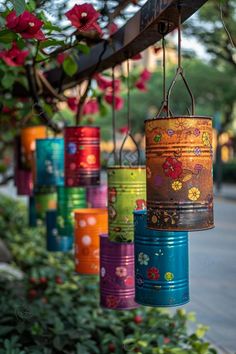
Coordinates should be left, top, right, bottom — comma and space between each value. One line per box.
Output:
100, 234, 138, 310
87, 184, 107, 208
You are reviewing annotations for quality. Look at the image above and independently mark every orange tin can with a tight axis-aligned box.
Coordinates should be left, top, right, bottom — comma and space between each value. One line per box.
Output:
21, 126, 47, 169
74, 208, 108, 275
145, 116, 214, 231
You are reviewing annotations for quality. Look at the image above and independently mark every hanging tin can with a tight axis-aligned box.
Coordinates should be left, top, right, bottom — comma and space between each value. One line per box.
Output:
34, 186, 57, 224
64, 126, 100, 186
28, 196, 37, 227
108, 167, 146, 242
21, 125, 47, 169
100, 234, 138, 310
87, 184, 107, 208
134, 210, 189, 307
35, 138, 64, 187
46, 210, 73, 252
16, 170, 33, 196
56, 186, 87, 236
145, 116, 214, 231
74, 208, 108, 275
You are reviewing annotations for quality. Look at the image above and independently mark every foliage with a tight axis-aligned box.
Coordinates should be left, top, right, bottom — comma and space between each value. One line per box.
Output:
214, 159, 236, 183
0, 194, 218, 354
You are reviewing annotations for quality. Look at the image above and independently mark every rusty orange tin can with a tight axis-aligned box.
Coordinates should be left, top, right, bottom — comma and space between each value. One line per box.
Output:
21, 126, 47, 169
74, 208, 108, 275
145, 116, 214, 231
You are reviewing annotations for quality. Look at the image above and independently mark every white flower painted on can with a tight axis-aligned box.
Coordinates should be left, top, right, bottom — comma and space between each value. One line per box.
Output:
79, 220, 86, 228
138, 252, 150, 265
52, 228, 58, 236
115, 266, 127, 277
82, 235, 91, 246
101, 267, 106, 277
87, 216, 96, 226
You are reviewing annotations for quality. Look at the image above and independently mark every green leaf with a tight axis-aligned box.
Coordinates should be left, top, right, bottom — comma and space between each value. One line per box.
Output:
62, 56, 78, 77
77, 43, 90, 55
0, 30, 17, 44
195, 325, 209, 339
1, 73, 15, 89
10, 0, 26, 15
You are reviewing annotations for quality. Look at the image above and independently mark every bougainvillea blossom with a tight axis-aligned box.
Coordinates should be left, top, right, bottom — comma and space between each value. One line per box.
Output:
66, 3, 102, 35
0, 42, 29, 66
105, 94, 124, 111
6, 11, 45, 40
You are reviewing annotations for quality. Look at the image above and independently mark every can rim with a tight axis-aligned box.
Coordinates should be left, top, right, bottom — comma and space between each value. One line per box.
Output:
107, 166, 146, 170
74, 208, 107, 215
21, 125, 47, 132
36, 138, 63, 142
144, 115, 212, 123
64, 126, 100, 129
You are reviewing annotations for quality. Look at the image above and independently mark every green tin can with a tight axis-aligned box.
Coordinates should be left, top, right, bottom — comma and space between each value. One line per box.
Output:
34, 186, 57, 224
108, 166, 146, 242
57, 186, 87, 236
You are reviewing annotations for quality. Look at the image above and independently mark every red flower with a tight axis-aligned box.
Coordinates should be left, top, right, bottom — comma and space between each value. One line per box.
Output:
0, 42, 29, 67
147, 267, 160, 280
132, 53, 142, 60
162, 157, 183, 179
108, 22, 118, 36
6, 11, 45, 40
140, 68, 151, 81
83, 99, 99, 115
119, 125, 129, 134
95, 74, 120, 93
67, 97, 78, 111
2, 106, 12, 113
105, 94, 123, 111
57, 52, 68, 65
135, 80, 147, 91
124, 275, 134, 286
65, 3, 102, 35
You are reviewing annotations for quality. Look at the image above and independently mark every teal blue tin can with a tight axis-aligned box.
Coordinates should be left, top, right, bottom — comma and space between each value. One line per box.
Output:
36, 138, 64, 187
46, 210, 73, 252
134, 210, 189, 307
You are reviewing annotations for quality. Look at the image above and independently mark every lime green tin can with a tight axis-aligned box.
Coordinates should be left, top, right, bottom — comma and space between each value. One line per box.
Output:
108, 167, 146, 242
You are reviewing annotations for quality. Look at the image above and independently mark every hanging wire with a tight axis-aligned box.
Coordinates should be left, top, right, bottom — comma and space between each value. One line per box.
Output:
111, 66, 118, 164
119, 59, 140, 166
166, 4, 195, 116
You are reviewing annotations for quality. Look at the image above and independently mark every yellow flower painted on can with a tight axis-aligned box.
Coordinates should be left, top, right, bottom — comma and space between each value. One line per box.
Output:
151, 215, 158, 224
188, 187, 200, 201
87, 154, 96, 164
172, 180, 182, 191
165, 272, 174, 281
202, 132, 211, 147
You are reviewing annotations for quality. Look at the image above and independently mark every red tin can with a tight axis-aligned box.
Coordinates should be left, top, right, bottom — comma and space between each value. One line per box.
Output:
64, 126, 100, 186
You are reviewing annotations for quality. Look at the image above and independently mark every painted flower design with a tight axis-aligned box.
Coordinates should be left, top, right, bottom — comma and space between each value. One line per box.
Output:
167, 129, 174, 137
124, 276, 134, 286
100, 267, 106, 277
163, 211, 178, 225
106, 295, 120, 308
193, 128, 200, 136
108, 205, 117, 220
202, 132, 211, 147
151, 215, 158, 224
108, 187, 117, 203
194, 164, 203, 172
138, 252, 150, 266
136, 274, 144, 287
188, 187, 201, 201
171, 180, 182, 191
115, 266, 127, 277
194, 147, 201, 156
87, 154, 96, 164
153, 134, 162, 143
164, 272, 174, 281
67, 142, 77, 154
162, 157, 183, 179
147, 267, 160, 280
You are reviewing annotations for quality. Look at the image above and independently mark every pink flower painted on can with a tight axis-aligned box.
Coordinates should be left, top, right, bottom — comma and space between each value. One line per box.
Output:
124, 276, 134, 286
162, 157, 183, 179
193, 128, 200, 136
116, 266, 127, 277
194, 164, 203, 172
106, 295, 120, 308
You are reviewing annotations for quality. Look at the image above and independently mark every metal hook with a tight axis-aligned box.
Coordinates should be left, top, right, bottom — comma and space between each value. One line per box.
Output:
166, 4, 195, 116
119, 60, 141, 166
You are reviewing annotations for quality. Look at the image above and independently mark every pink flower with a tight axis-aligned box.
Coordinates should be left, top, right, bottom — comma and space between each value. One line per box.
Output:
119, 126, 129, 134
6, 11, 45, 40
105, 94, 123, 111
57, 52, 68, 65
135, 80, 147, 91
0, 42, 29, 67
108, 22, 118, 36
124, 276, 134, 286
131, 53, 142, 60
140, 68, 151, 81
65, 3, 102, 35
162, 157, 183, 179
83, 99, 99, 115
67, 97, 78, 112
2, 106, 11, 113
95, 74, 120, 93
116, 266, 127, 277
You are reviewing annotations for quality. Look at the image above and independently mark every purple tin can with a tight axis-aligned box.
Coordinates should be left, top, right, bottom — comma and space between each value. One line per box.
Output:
100, 234, 138, 310
16, 170, 33, 196
87, 184, 107, 208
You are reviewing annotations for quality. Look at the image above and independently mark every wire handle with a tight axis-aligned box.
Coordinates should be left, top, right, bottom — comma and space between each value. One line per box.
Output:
119, 60, 141, 166
166, 5, 195, 116
107, 66, 118, 166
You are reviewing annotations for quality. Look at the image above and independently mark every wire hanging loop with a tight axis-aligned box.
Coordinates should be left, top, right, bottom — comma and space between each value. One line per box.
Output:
107, 66, 118, 166
166, 5, 195, 117
119, 60, 140, 166
156, 21, 171, 118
